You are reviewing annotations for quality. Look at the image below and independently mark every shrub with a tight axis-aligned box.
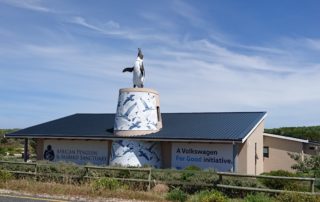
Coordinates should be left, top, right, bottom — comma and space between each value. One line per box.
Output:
184, 165, 201, 171
275, 192, 320, 202
0, 147, 6, 155
243, 193, 273, 202
220, 177, 263, 198
152, 183, 169, 193
118, 170, 130, 178
0, 170, 13, 182
315, 179, 320, 191
180, 171, 195, 182
259, 170, 301, 190
166, 188, 188, 202
92, 177, 122, 190
188, 190, 228, 202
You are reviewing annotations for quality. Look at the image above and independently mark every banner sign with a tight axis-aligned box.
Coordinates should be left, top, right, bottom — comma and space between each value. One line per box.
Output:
171, 143, 233, 171
43, 140, 109, 165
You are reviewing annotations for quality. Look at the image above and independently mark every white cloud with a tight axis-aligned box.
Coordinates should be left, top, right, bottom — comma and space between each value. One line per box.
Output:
305, 38, 320, 50
172, 0, 205, 27
1, 0, 320, 128
0, 0, 52, 12
2, 33, 320, 128
68, 16, 179, 45
69, 17, 137, 39
104, 20, 120, 29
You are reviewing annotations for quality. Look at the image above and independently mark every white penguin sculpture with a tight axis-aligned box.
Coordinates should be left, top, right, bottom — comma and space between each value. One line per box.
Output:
123, 48, 145, 88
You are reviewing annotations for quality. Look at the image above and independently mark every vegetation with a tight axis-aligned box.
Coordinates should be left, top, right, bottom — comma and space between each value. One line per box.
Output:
0, 170, 13, 182
0, 129, 37, 161
290, 153, 320, 190
0, 161, 319, 201
92, 177, 124, 191
166, 188, 188, 202
0, 179, 165, 201
0, 161, 219, 190
265, 125, 320, 142
187, 190, 228, 202
275, 192, 320, 202
243, 193, 273, 202
0, 129, 22, 157
259, 170, 306, 191
290, 153, 320, 178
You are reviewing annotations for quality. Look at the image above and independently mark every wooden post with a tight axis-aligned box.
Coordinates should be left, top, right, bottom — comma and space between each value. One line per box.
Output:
24, 138, 29, 162
84, 167, 89, 179
219, 174, 223, 184
34, 163, 38, 180
147, 168, 152, 191
310, 179, 315, 193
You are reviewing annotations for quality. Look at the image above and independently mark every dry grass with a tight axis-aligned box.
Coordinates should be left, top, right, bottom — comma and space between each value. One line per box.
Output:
152, 184, 169, 194
0, 180, 167, 201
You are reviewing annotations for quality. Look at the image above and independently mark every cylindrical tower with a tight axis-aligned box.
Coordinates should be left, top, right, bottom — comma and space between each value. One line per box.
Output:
113, 88, 162, 136
110, 88, 162, 168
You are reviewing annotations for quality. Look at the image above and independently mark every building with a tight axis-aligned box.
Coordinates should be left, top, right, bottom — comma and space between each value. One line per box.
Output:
5, 88, 318, 175
6, 111, 267, 174
263, 133, 320, 172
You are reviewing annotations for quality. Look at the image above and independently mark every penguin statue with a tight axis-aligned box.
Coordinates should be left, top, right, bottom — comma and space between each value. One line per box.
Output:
123, 48, 145, 88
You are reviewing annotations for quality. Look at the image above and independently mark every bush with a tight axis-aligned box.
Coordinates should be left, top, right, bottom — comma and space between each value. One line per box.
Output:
184, 165, 201, 171
0, 170, 13, 182
0, 147, 6, 155
220, 177, 263, 198
275, 192, 320, 202
259, 170, 301, 190
188, 190, 228, 202
243, 193, 273, 202
152, 183, 169, 193
92, 177, 122, 190
180, 171, 195, 182
166, 188, 188, 202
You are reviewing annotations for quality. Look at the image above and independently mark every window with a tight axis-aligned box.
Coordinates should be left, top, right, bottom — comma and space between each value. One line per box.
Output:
263, 146, 269, 158
157, 106, 161, 122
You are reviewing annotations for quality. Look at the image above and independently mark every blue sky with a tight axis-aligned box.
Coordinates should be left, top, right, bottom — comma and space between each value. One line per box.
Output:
1, 0, 320, 129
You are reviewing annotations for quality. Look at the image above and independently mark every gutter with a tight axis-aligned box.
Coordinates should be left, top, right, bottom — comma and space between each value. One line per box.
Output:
4, 134, 242, 143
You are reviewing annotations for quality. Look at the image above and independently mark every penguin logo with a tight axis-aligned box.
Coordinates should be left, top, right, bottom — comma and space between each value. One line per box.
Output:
44, 145, 55, 161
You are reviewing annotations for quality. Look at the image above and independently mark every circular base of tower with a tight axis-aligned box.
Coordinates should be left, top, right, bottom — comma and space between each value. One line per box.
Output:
109, 140, 162, 168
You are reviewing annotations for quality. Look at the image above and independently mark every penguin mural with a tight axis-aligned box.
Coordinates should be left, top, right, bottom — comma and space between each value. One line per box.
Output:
123, 48, 145, 88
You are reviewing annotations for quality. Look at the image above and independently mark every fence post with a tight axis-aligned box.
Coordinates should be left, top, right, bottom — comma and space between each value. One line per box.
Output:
147, 168, 152, 191
218, 173, 223, 184
84, 166, 89, 179
34, 163, 38, 180
310, 179, 315, 193
23, 138, 29, 162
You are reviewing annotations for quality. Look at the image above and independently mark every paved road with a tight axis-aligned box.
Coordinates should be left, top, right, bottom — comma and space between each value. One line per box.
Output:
0, 194, 68, 202
0, 194, 141, 202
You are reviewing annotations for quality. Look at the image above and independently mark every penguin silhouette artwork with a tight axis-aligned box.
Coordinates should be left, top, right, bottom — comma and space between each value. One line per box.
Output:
123, 48, 145, 88
44, 145, 55, 161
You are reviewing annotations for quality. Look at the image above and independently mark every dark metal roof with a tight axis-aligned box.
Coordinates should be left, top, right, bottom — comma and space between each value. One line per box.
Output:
5, 112, 266, 142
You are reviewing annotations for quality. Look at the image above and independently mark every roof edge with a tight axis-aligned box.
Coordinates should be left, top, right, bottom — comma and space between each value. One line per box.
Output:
264, 133, 309, 143
241, 112, 267, 143
4, 134, 242, 143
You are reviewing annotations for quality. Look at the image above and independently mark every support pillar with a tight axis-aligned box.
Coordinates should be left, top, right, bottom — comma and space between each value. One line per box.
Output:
232, 142, 238, 173
24, 138, 29, 162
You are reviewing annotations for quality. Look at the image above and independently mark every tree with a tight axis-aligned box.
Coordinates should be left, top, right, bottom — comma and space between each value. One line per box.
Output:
289, 152, 320, 177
